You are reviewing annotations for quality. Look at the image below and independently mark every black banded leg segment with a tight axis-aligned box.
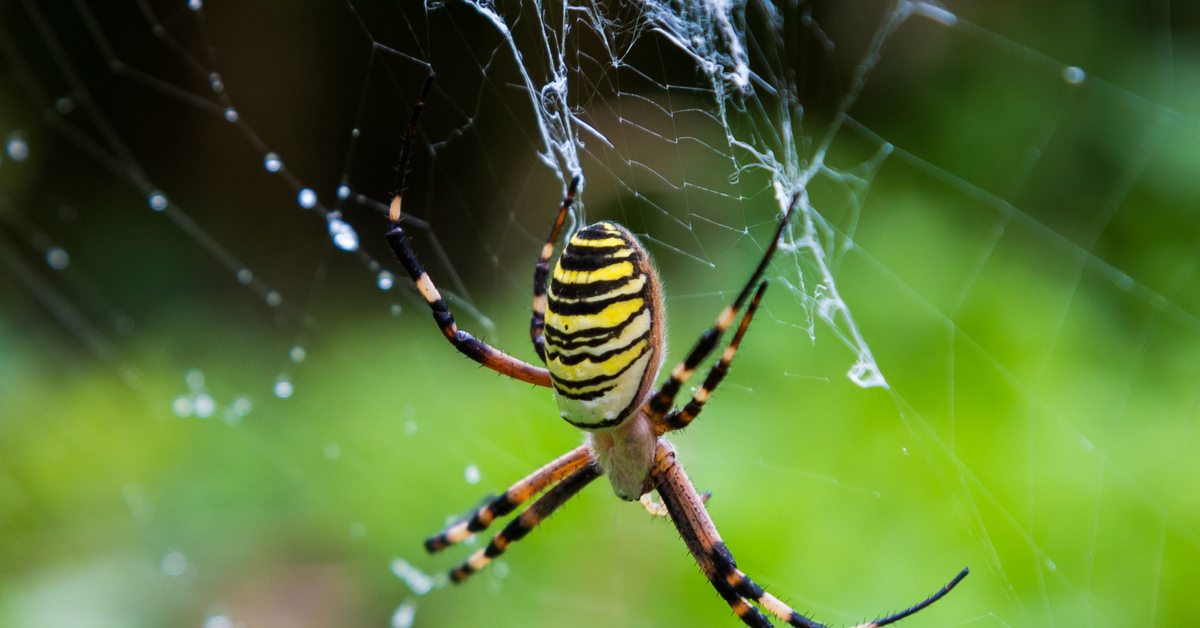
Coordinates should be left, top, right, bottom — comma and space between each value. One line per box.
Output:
425, 445, 592, 553
646, 197, 800, 423
530, 175, 580, 362
662, 281, 768, 433
450, 463, 603, 583
653, 443, 968, 628
386, 76, 552, 388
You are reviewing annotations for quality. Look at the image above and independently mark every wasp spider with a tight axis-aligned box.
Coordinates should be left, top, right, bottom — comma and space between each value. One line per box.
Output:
385, 76, 967, 628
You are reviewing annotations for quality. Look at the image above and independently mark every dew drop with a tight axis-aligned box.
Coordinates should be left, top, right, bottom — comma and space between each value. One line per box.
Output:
236, 268, 253, 284
351, 127, 360, 137
208, 72, 224, 93
263, 152, 282, 172
193, 394, 215, 418
186, 369, 205, 391
6, 133, 29, 161
377, 270, 394, 290
464, 464, 481, 484
265, 291, 282, 307
391, 558, 433, 595
298, 188, 317, 209
187, 0, 203, 10
1063, 66, 1086, 84
337, 185, 350, 199
403, 421, 417, 435
161, 552, 188, 576
1045, 558, 1057, 571
390, 304, 403, 316
289, 345, 306, 362
172, 396, 193, 417
55, 97, 74, 114
493, 561, 509, 578
45, 247, 69, 269
274, 376, 294, 399
391, 600, 417, 628
327, 214, 359, 251
232, 397, 252, 416
149, 191, 168, 211
223, 107, 239, 122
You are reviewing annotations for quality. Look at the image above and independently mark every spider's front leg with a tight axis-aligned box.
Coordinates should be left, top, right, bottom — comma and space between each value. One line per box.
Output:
424, 445, 602, 583
650, 442, 968, 628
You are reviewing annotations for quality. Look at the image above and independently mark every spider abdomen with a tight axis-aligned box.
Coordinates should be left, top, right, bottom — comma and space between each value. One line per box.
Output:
544, 222, 665, 430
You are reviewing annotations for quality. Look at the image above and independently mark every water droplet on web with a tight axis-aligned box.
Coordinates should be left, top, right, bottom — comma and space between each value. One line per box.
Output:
223, 107, 238, 122
1116, 273, 1134, 291
263, 152, 282, 172
6, 132, 29, 161
327, 214, 359, 251
391, 558, 434, 595
377, 270, 394, 290
324, 443, 341, 459
349, 521, 367, 538
464, 464, 481, 484
203, 615, 232, 628
404, 420, 417, 435
1063, 66, 1086, 84
265, 291, 282, 307
161, 551, 188, 576
236, 268, 253, 284
298, 188, 317, 209
337, 185, 350, 199
493, 561, 509, 578
172, 395, 193, 417
45, 247, 69, 269
232, 397, 252, 416
1045, 558, 1057, 571
55, 97, 74, 114
290, 345, 306, 362
391, 304, 402, 316
351, 127, 360, 137
149, 191, 168, 211
390, 600, 417, 628
193, 393, 215, 418
901, 447, 908, 455
186, 369, 205, 391
208, 72, 224, 92
274, 376, 293, 398
187, 0, 203, 10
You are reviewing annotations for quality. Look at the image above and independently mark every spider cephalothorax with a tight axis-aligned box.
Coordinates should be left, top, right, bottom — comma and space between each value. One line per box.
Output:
384, 77, 967, 628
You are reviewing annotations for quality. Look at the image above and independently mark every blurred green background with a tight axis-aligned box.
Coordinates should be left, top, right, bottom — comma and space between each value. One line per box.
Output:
2, 1, 1200, 627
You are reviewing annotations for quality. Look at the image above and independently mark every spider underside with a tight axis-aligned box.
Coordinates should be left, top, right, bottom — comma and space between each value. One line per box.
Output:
384, 76, 967, 628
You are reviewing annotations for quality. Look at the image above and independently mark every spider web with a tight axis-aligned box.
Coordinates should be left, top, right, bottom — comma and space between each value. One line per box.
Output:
1, 1, 1198, 627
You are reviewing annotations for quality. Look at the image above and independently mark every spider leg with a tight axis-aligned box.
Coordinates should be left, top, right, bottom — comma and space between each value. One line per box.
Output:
385, 75, 552, 387
449, 462, 603, 583
530, 176, 580, 362
645, 197, 798, 422
641, 489, 710, 517
660, 281, 768, 434
652, 442, 968, 628
425, 445, 592, 553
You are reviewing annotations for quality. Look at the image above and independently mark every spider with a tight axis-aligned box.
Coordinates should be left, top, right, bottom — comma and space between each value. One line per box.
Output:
384, 76, 968, 628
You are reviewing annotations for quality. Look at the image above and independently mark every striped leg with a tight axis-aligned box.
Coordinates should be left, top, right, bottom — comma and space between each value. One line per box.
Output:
645, 198, 799, 423
653, 442, 968, 628
530, 176, 580, 362
450, 463, 603, 583
386, 75, 552, 387
660, 281, 768, 433
425, 445, 592, 553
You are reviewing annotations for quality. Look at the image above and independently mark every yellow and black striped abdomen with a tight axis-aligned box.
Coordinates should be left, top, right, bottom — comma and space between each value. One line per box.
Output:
544, 222, 664, 429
